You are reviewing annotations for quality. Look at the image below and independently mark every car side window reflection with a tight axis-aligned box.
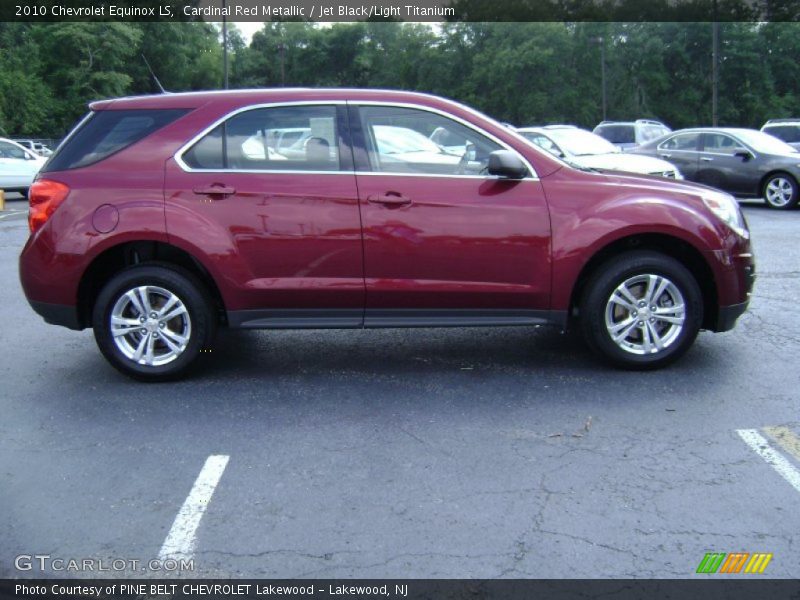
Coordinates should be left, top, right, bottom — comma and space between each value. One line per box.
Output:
659, 133, 699, 151
524, 134, 563, 158
703, 133, 746, 155
0, 141, 30, 160
358, 106, 502, 176
183, 105, 340, 172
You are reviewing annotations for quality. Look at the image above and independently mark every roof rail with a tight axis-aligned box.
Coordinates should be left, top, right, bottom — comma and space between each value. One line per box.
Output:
764, 118, 800, 124
635, 119, 667, 126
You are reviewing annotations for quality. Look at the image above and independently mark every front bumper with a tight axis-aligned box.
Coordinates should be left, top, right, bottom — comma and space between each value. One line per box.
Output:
715, 300, 749, 332
712, 250, 754, 332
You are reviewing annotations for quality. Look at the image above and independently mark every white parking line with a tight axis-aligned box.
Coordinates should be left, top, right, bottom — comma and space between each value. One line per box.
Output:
0, 210, 26, 220
158, 455, 230, 561
737, 429, 800, 494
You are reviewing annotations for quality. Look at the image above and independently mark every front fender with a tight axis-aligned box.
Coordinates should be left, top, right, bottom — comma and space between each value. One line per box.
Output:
542, 169, 742, 310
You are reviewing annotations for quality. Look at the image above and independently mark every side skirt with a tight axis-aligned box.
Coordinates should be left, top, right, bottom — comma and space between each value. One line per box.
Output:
227, 308, 568, 330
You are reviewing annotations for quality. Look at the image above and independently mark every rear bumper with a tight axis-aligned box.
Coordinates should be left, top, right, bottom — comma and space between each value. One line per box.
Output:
29, 301, 82, 330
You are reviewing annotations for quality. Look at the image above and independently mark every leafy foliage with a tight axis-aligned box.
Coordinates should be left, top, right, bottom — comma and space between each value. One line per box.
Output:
1, 21, 799, 138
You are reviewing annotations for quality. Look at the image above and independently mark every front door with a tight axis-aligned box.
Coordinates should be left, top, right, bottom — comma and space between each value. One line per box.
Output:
697, 132, 753, 195
351, 104, 551, 325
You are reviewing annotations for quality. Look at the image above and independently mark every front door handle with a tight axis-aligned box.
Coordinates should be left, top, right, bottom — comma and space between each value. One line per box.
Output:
700, 157, 714, 162
193, 184, 236, 197
660, 153, 672, 159
367, 193, 412, 207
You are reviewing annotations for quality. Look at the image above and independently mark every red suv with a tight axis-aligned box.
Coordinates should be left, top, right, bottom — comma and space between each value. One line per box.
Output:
19, 89, 754, 380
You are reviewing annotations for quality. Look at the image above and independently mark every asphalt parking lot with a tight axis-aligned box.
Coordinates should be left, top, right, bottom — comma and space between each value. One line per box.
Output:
1, 197, 798, 579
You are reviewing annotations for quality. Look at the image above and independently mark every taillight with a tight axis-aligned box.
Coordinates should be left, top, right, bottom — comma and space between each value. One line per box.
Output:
29, 179, 70, 233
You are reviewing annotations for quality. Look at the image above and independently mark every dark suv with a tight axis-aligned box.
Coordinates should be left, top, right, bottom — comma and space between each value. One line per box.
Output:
20, 89, 754, 380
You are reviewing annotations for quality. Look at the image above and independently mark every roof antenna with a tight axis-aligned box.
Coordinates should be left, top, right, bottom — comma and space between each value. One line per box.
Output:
141, 54, 169, 94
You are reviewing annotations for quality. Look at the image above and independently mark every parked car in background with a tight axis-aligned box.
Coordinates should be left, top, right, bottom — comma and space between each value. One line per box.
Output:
630, 127, 800, 209
761, 119, 800, 151
13, 139, 38, 154
19, 89, 754, 380
0, 137, 47, 197
517, 125, 682, 179
12, 139, 54, 158
34, 143, 53, 157
593, 120, 671, 150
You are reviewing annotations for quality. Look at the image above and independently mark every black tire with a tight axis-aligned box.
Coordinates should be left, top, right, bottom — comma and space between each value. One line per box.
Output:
580, 251, 703, 370
92, 264, 216, 381
18, 188, 29, 199
763, 173, 798, 210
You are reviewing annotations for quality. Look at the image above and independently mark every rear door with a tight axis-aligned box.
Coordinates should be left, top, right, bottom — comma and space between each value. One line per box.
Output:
656, 132, 701, 180
165, 103, 365, 325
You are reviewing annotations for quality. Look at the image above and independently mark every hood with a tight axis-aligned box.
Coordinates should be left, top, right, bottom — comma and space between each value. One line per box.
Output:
572, 152, 679, 175
594, 170, 726, 199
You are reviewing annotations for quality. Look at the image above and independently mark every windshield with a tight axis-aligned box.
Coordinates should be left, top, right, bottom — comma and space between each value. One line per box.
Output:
546, 129, 619, 156
735, 130, 797, 155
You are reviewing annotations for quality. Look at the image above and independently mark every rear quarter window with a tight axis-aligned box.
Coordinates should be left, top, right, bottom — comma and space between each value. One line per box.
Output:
42, 108, 189, 172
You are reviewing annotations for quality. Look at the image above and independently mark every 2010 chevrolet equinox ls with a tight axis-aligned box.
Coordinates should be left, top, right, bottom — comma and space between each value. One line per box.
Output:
19, 89, 755, 380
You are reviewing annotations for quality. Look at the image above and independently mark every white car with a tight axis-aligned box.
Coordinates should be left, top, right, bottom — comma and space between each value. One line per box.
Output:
0, 137, 47, 197
517, 125, 682, 179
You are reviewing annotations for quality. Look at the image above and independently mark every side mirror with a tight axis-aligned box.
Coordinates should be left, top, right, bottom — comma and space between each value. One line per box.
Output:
487, 150, 527, 179
734, 150, 753, 162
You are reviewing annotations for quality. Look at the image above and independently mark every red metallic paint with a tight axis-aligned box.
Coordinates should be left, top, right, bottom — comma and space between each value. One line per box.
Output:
164, 163, 364, 311
19, 89, 753, 331
357, 175, 551, 309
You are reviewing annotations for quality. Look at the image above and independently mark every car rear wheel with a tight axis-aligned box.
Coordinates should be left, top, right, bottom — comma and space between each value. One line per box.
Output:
763, 173, 798, 209
92, 264, 216, 381
580, 251, 703, 370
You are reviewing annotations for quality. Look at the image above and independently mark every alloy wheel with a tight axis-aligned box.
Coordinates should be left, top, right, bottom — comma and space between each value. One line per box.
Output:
604, 274, 685, 355
110, 285, 192, 367
765, 177, 794, 208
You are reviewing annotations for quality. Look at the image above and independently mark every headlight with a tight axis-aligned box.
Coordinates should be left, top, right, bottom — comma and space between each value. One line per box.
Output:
702, 192, 748, 238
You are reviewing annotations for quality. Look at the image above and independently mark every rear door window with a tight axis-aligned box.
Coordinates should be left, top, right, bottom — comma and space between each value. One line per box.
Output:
43, 109, 189, 172
659, 133, 700, 151
181, 105, 341, 172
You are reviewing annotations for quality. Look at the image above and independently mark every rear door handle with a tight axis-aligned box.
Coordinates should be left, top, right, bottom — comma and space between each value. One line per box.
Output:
193, 184, 236, 197
367, 193, 412, 207
700, 157, 714, 162
660, 153, 672, 159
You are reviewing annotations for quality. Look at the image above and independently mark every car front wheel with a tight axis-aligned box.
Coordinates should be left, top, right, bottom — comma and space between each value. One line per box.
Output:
92, 264, 216, 381
763, 173, 798, 210
580, 251, 703, 370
